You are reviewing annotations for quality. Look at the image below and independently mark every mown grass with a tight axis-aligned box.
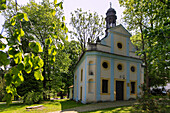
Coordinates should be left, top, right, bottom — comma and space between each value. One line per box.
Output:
0, 99, 84, 113
82, 105, 170, 113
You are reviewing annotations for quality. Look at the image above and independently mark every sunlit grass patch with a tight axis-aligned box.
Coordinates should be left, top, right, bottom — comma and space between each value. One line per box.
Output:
0, 99, 84, 113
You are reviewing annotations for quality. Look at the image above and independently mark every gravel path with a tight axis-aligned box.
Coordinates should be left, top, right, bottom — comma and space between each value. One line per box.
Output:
49, 100, 136, 113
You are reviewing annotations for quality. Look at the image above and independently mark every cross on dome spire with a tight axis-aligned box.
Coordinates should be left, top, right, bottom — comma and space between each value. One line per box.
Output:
110, 2, 112, 8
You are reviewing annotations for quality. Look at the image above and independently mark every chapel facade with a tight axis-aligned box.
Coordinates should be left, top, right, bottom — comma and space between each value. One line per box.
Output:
73, 6, 144, 104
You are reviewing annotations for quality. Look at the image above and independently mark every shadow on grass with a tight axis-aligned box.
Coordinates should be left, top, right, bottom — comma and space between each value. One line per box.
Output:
81, 106, 138, 113
0, 103, 26, 112
86, 104, 170, 113
60, 99, 84, 111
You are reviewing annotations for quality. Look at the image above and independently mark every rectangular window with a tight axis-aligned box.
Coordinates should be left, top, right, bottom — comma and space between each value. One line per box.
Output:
102, 80, 108, 93
81, 69, 83, 81
131, 82, 135, 94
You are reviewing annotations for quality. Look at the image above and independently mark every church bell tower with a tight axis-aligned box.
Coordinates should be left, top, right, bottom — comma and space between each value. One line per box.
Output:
105, 3, 117, 37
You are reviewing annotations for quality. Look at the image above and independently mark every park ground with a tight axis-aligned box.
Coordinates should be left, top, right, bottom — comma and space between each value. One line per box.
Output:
0, 98, 170, 113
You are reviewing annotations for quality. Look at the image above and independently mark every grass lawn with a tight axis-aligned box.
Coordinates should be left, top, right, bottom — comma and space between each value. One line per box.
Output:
0, 99, 84, 113
82, 105, 170, 113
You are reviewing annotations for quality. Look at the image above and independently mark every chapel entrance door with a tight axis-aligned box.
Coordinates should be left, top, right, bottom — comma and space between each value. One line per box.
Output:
116, 81, 124, 100
80, 86, 82, 100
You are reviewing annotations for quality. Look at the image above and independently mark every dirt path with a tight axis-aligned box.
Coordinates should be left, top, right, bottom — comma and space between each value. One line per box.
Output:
0, 101, 23, 105
50, 100, 136, 113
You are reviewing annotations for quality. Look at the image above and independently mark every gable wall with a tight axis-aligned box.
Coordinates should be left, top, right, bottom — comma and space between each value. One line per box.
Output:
113, 33, 127, 56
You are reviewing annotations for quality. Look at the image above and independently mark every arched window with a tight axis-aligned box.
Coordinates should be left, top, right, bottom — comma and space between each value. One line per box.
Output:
89, 61, 94, 75
88, 79, 94, 93
81, 69, 83, 81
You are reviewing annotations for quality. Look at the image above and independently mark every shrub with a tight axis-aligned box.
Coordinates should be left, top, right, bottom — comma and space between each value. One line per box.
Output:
23, 91, 43, 104
133, 91, 167, 113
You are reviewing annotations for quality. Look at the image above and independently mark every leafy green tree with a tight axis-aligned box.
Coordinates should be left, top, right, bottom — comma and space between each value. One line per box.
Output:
0, 69, 6, 101
62, 40, 82, 98
119, 0, 170, 89
70, 8, 105, 51
0, 0, 66, 104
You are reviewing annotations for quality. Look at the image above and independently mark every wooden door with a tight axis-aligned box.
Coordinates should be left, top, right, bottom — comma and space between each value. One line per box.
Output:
116, 81, 124, 100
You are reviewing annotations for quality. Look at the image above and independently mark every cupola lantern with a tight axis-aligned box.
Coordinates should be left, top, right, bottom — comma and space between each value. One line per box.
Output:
105, 2, 117, 37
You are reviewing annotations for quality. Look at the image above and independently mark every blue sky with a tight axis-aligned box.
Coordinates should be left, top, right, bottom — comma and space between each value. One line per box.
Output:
0, 0, 124, 35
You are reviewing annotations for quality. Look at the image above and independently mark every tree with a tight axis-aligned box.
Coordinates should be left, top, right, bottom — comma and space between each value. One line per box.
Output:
119, 0, 170, 89
62, 40, 82, 98
0, 0, 67, 104
0, 69, 6, 101
70, 8, 105, 51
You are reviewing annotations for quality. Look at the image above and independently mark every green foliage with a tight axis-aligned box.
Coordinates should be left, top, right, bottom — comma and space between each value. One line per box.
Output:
29, 41, 43, 52
0, 51, 9, 66
119, 0, 170, 87
55, 2, 63, 9
0, 39, 6, 50
0, 0, 68, 104
134, 92, 167, 113
23, 91, 43, 104
0, 75, 6, 101
0, 0, 6, 10
34, 69, 44, 81
70, 8, 105, 51
17, 71, 43, 97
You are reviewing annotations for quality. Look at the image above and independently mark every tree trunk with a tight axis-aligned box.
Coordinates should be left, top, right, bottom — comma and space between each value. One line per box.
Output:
60, 91, 63, 99
67, 87, 69, 98
140, 24, 149, 92
43, 44, 47, 100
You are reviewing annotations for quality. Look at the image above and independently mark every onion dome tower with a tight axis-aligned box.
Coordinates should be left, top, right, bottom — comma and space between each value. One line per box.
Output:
105, 3, 117, 37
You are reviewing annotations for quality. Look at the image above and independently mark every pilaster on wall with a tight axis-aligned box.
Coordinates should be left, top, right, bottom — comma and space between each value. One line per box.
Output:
110, 58, 114, 101
83, 57, 87, 104
111, 33, 114, 53
76, 67, 79, 101
126, 37, 129, 56
96, 56, 101, 101
137, 63, 140, 96
126, 61, 130, 100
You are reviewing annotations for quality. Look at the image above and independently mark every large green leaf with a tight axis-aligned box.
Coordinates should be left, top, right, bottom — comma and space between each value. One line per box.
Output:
34, 56, 44, 69
10, 16, 16, 26
36, 42, 43, 52
12, 71, 24, 87
29, 41, 42, 53
54, 0, 57, 4
0, 40, 6, 50
52, 9, 56, 16
16, 12, 24, 20
34, 69, 44, 81
12, 28, 24, 42
6, 85, 17, 95
4, 73, 12, 86
2, 93, 12, 105
11, 67, 19, 75
0, 51, 9, 66
24, 55, 33, 74
55, 2, 63, 9
23, 13, 29, 21
25, 62, 32, 74
8, 47, 19, 58
45, 37, 52, 45
0, 0, 6, 10
14, 52, 22, 64
17, 63, 24, 71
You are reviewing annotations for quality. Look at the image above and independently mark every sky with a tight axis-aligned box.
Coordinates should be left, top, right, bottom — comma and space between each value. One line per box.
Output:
0, 0, 125, 35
